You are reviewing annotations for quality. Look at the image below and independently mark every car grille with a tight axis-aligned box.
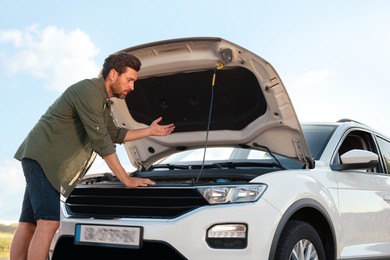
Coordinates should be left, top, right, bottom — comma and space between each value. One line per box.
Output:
65, 186, 209, 219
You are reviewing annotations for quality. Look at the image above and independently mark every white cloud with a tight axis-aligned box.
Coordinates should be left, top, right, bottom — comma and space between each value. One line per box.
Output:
0, 29, 24, 47
0, 159, 24, 223
0, 25, 100, 92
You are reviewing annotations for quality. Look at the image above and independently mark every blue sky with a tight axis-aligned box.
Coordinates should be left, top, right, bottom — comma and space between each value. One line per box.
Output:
1, 0, 390, 224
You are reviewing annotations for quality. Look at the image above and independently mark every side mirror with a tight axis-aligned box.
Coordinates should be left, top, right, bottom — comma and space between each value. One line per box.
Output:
331, 149, 378, 171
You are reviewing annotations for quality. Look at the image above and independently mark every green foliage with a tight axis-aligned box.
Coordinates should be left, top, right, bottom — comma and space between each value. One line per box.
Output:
0, 232, 12, 258
0, 224, 15, 258
0, 223, 16, 234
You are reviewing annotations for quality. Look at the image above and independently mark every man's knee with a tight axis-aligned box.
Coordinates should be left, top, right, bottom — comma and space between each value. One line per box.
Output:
37, 219, 60, 233
17, 221, 37, 234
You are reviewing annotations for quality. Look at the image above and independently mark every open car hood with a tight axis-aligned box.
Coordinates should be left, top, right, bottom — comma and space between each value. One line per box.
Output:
109, 37, 313, 170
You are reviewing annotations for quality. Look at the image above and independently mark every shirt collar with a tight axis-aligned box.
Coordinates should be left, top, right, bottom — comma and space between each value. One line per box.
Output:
97, 77, 113, 109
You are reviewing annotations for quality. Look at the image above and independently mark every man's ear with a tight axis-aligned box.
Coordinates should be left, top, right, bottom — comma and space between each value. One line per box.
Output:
109, 69, 117, 80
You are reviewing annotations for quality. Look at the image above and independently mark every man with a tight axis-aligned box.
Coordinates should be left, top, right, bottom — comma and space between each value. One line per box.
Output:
10, 52, 175, 260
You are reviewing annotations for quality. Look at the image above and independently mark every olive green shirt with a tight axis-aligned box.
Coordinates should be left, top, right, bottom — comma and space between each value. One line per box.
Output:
15, 77, 128, 198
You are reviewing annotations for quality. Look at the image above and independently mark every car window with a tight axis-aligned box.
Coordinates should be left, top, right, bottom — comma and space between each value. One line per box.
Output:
333, 130, 380, 172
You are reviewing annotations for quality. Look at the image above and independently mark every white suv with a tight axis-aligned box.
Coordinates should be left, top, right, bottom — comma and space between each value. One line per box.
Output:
50, 37, 390, 260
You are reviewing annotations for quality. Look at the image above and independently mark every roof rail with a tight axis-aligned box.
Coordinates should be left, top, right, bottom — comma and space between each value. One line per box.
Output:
337, 118, 366, 125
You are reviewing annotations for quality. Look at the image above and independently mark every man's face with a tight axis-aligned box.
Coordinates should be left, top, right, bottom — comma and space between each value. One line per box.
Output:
110, 67, 138, 99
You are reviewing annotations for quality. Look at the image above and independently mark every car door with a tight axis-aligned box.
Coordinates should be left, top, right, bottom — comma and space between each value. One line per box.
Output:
333, 130, 390, 258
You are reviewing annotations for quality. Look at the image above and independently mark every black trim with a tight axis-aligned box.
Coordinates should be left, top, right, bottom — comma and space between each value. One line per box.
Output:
65, 186, 209, 219
268, 198, 336, 260
330, 161, 377, 171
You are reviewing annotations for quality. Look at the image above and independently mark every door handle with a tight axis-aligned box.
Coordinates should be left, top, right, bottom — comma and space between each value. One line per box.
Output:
384, 195, 390, 202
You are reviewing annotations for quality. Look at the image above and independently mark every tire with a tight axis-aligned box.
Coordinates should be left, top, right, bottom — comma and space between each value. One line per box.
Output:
274, 220, 326, 260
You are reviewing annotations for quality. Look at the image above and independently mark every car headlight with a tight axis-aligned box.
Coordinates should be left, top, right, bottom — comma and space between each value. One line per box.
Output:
197, 184, 267, 204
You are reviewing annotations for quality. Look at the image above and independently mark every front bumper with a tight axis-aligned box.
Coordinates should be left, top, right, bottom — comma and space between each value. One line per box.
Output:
50, 198, 281, 259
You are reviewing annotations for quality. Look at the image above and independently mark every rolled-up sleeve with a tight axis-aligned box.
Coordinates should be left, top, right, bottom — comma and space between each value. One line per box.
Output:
107, 118, 128, 144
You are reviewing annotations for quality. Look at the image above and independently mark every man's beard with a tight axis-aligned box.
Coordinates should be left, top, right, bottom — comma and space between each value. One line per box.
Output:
113, 92, 127, 99
111, 83, 127, 99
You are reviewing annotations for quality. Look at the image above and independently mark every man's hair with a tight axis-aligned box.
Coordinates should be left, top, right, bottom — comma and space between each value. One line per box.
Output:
102, 52, 142, 79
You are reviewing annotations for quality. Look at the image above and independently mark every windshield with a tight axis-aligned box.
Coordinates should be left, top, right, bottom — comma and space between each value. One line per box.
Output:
154, 124, 337, 169
154, 147, 305, 170
161, 148, 270, 163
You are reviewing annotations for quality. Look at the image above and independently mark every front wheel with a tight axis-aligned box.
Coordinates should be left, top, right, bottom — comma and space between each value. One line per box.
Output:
274, 220, 326, 260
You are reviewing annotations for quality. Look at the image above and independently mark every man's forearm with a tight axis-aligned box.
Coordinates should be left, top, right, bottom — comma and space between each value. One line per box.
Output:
103, 152, 156, 187
123, 127, 151, 142
103, 152, 131, 185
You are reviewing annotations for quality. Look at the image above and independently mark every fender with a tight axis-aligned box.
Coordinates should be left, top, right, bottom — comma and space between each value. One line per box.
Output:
268, 198, 337, 260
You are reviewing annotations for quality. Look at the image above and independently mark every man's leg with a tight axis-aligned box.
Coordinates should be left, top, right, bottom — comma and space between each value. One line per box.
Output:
10, 222, 36, 260
27, 219, 60, 260
18, 158, 61, 260
10, 174, 36, 260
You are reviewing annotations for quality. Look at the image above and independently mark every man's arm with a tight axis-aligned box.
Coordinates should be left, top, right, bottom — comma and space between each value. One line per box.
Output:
105, 117, 174, 188
103, 152, 155, 187
123, 117, 175, 142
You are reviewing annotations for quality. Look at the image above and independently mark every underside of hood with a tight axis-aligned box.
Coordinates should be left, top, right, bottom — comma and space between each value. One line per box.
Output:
109, 37, 314, 170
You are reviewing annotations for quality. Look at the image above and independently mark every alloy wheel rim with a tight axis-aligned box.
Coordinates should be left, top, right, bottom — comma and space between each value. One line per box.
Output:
289, 239, 318, 260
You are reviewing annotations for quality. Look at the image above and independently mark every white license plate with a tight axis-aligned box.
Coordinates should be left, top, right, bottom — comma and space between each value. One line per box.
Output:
75, 224, 143, 248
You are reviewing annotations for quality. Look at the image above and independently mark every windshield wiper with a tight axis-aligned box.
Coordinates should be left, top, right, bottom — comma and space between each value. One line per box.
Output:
210, 161, 284, 169
152, 161, 286, 171
151, 164, 190, 170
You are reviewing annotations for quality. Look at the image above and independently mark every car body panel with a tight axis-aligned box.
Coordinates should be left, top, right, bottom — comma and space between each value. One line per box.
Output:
336, 171, 390, 257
